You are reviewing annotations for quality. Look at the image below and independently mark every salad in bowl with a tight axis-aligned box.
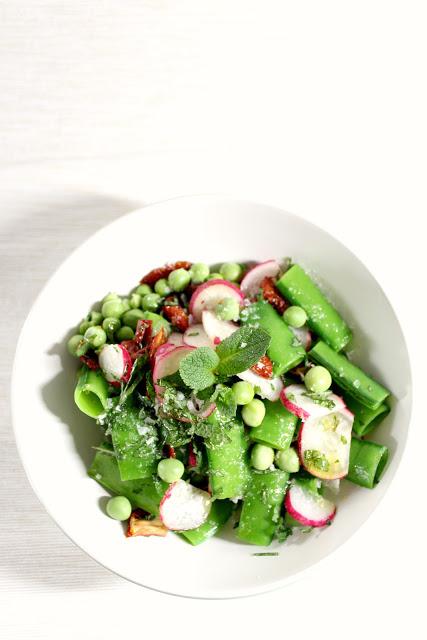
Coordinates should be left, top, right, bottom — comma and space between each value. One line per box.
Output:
67, 257, 391, 548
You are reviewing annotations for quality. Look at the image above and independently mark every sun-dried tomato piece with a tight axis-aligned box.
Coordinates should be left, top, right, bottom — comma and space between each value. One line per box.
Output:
127, 511, 168, 538
120, 340, 146, 362
163, 305, 189, 332
250, 355, 273, 379
261, 277, 288, 314
79, 354, 99, 370
140, 261, 192, 286
134, 319, 152, 347
168, 445, 176, 458
188, 443, 197, 468
148, 326, 168, 360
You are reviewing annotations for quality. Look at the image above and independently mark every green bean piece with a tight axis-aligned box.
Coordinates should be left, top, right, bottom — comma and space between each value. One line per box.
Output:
344, 395, 390, 437
181, 500, 233, 546
88, 445, 167, 514
237, 469, 289, 546
277, 264, 352, 351
74, 366, 109, 418
205, 414, 250, 499
309, 341, 390, 410
109, 402, 159, 481
347, 437, 389, 488
250, 400, 298, 450
240, 301, 305, 375
142, 311, 171, 336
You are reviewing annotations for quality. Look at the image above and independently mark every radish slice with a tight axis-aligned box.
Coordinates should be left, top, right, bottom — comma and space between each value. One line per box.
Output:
237, 369, 283, 401
159, 480, 212, 530
285, 481, 336, 527
281, 384, 345, 421
290, 326, 312, 351
189, 279, 244, 322
298, 410, 354, 480
240, 259, 281, 296
183, 324, 213, 348
178, 399, 217, 423
202, 310, 238, 343
153, 345, 194, 384
168, 332, 185, 347
98, 344, 132, 386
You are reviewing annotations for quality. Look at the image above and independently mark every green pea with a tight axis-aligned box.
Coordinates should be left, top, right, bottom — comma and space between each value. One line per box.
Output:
241, 399, 266, 427
189, 262, 210, 284
116, 326, 135, 341
102, 317, 121, 340
219, 262, 242, 282
283, 305, 307, 328
75, 337, 90, 357
142, 311, 171, 336
102, 292, 120, 303
142, 293, 161, 311
304, 365, 332, 393
251, 444, 275, 470
157, 458, 185, 483
207, 272, 223, 280
122, 308, 145, 329
215, 297, 240, 321
129, 293, 141, 309
275, 447, 300, 473
106, 496, 132, 521
67, 334, 84, 357
154, 278, 171, 296
232, 381, 255, 405
168, 268, 191, 292
101, 298, 125, 319
84, 325, 107, 348
79, 320, 91, 335
88, 310, 103, 325
135, 284, 152, 296
121, 298, 131, 313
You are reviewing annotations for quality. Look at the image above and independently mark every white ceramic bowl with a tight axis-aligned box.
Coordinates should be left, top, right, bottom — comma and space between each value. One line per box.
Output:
11, 196, 411, 598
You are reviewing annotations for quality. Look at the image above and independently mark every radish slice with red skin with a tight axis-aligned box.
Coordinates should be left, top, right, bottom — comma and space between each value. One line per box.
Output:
298, 409, 354, 480
189, 279, 244, 322
98, 344, 132, 386
290, 326, 312, 351
159, 480, 212, 530
178, 400, 216, 423
281, 384, 345, 421
153, 345, 194, 385
202, 310, 238, 343
183, 324, 213, 348
237, 369, 283, 401
285, 482, 336, 527
240, 260, 281, 296
168, 332, 185, 347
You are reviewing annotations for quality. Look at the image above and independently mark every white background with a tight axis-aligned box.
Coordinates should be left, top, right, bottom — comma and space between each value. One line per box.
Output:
0, 1, 425, 638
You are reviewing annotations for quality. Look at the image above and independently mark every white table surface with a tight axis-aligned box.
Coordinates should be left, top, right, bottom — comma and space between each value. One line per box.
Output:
1, 2, 425, 638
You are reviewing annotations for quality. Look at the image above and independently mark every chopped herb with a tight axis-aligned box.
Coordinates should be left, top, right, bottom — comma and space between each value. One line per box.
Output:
302, 391, 335, 410
340, 435, 348, 445
252, 552, 279, 557
304, 449, 330, 472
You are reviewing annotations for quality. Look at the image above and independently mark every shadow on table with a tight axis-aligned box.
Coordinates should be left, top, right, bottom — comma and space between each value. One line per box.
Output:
6, 190, 143, 592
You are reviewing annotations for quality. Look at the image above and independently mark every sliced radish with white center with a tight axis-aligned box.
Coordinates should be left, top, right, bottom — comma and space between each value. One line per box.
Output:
281, 384, 345, 421
168, 332, 185, 347
202, 310, 238, 343
298, 409, 354, 480
290, 326, 312, 351
159, 480, 212, 530
285, 481, 336, 527
153, 345, 194, 385
240, 259, 281, 296
189, 279, 244, 322
183, 323, 213, 348
99, 344, 132, 385
237, 369, 283, 401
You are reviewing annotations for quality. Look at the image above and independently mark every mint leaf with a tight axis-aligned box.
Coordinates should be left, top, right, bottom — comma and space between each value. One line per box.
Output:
179, 347, 220, 391
215, 326, 271, 376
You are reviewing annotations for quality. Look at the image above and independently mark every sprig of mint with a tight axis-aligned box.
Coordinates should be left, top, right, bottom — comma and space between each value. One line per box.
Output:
215, 326, 270, 376
178, 327, 270, 391
179, 347, 220, 391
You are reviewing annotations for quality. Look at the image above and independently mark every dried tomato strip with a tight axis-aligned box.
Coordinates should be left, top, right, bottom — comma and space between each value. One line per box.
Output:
250, 355, 273, 379
261, 277, 288, 314
140, 261, 192, 286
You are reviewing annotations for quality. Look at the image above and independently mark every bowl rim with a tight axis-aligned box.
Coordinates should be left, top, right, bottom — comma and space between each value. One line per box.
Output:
10, 194, 413, 598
